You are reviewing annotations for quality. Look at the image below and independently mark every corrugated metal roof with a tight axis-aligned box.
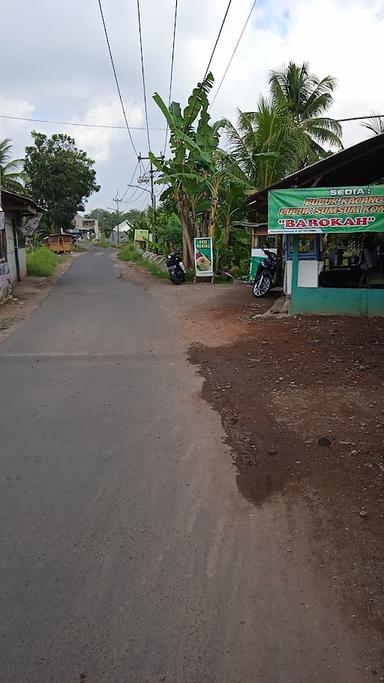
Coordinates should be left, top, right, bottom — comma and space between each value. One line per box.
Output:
1, 189, 44, 213
247, 132, 384, 214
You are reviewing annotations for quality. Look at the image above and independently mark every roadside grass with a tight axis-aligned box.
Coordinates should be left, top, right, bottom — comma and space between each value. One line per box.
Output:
26, 246, 68, 277
92, 238, 110, 248
118, 245, 229, 284
118, 244, 168, 280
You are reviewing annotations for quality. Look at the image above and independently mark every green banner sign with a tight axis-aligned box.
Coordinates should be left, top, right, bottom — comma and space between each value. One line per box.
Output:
134, 229, 149, 242
268, 186, 384, 234
194, 237, 214, 277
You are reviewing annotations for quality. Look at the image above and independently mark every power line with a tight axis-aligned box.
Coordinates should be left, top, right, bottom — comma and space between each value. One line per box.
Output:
337, 114, 384, 123
204, 0, 233, 79
123, 186, 148, 204
97, 0, 138, 156
185, 0, 233, 131
121, 163, 150, 203
120, 161, 140, 200
0, 113, 167, 131
123, 180, 148, 204
211, 0, 257, 106
3, 110, 384, 130
139, 192, 151, 209
0, 114, 165, 131
136, 0, 151, 152
163, 0, 179, 153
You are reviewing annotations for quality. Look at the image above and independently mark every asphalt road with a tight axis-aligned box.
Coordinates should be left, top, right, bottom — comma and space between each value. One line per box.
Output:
0, 249, 365, 682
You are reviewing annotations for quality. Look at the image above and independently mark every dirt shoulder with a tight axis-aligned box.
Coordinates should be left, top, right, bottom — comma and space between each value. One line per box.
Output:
116, 257, 278, 346
118, 258, 384, 675
190, 317, 384, 648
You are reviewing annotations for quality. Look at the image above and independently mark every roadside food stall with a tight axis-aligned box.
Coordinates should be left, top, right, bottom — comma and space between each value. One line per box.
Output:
246, 131, 384, 315
268, 185, 384, 315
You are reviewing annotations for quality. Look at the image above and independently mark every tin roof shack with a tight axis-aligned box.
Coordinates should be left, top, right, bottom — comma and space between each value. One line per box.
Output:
0, 190, 43, 301
247, 132, 384, 316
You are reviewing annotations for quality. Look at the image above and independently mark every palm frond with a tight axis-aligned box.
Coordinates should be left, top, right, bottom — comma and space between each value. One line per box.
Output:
303, 117, 343, 147
361, 115, 384, 136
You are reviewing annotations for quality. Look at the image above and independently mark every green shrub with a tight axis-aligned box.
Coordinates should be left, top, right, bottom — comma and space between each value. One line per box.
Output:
26, 246, 66, 277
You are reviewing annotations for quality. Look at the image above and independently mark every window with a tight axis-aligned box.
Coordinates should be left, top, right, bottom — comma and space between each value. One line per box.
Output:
286, 235, 321, 260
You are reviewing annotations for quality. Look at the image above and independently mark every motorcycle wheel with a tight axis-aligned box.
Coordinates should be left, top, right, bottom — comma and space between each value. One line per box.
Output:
252, 274, 272, 297
170, 271, 184, 285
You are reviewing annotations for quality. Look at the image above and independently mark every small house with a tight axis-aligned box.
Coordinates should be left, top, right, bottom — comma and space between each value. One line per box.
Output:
72, 214, 101, 240
0, 189, 43, 302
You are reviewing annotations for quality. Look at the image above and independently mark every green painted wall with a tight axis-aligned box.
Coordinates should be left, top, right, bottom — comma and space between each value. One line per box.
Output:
249, 255, 263, 281
290, 286, 384, 316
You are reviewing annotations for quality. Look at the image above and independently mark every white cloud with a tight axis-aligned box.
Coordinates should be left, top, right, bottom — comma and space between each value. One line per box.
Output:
1, 0, 383, 207
0, 97, 35, 156
69, 101, 143, 162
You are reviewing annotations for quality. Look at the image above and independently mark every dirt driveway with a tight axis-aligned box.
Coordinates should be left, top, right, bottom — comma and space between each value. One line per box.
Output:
119, 259, 384, 675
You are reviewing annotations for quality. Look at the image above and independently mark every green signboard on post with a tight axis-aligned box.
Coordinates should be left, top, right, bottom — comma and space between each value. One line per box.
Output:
268, 186, 384, 234
194, 237, 214, 277
134, 229, 149, 242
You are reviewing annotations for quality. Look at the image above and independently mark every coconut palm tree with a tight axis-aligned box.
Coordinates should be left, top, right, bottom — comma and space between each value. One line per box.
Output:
226, 98, 308, 189
361, 114, 384, 137
0, 138, 25, 193
269, 61, 343, 164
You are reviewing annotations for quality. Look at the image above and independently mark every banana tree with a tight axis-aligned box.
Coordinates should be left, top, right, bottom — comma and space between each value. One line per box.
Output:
151, 73, 228, 266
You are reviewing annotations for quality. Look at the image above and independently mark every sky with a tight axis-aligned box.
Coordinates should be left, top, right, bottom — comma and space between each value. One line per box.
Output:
1, 0, 384, 212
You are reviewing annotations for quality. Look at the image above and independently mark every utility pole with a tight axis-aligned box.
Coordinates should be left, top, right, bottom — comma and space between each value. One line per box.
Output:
138, 154, 163, 248
112, 189, 121, 244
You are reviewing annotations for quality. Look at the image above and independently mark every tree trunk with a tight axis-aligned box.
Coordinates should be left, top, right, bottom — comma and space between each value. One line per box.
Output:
176, 193, 194, 268
208, 180, 219, 238
224, 218, 230, 248
182, 227, 194, 268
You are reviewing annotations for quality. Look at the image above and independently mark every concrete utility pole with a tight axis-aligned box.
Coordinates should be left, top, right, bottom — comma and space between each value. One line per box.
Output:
112, 189, 121, 244
137, 154, 163, 248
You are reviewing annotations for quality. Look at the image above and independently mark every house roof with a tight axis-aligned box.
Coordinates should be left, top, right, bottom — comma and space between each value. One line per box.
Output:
1, 189, 44, 215
247, 132, 384, 217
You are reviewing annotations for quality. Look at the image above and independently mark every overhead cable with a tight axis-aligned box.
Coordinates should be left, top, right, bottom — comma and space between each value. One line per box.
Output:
3, 111, 384, 130
211, 0, 257, 106
185, 0, 233, 130
136, 0, 151, 152
97, 0, 138, 156
122, 163, 150, 203
0, 114, 166, 131
120, 161, 140, 200
203, 0, 233, 79
163, 0, 179, 153
123, 187, 146, 204
337, 114, 384, 122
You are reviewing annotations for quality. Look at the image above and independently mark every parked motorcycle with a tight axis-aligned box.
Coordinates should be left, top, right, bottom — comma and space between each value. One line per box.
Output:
252, 249, 278, 297
166, 252, 186, 284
